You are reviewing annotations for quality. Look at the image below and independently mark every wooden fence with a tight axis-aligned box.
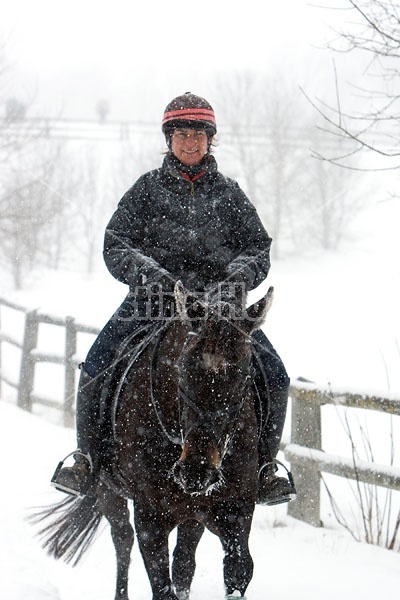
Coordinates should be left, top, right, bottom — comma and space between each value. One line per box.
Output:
286, 381, 400, 526
1, 295, 400, 526
0, 296, 99, 427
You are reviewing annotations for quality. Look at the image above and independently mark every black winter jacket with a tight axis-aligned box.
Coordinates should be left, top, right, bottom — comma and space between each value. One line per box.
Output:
103, 154, 272, 294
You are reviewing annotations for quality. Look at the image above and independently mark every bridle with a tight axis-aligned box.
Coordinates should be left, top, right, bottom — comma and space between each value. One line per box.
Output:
178, 376, 250, 463
176, 349, 253, 465
147, 318, 254, 467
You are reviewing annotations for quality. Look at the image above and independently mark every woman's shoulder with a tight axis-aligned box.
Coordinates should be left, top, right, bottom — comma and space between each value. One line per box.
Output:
212, 170, 249, 204
135, 166, 164, 187
216, 172, 241, 191
120, 167, 163, 201
209, 159, 243, 193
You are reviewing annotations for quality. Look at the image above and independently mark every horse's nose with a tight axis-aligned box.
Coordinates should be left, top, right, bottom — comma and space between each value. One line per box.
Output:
173, 460, 221, 495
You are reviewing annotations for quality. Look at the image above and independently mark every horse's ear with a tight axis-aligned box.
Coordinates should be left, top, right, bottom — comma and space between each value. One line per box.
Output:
244, 286, 274, 332
174, 280, 187, 320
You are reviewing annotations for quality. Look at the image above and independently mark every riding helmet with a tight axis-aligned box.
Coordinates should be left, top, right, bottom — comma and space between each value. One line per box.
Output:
162, 92, 217, 135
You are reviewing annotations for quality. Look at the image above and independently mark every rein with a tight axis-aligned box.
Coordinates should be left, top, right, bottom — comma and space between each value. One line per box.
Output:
111, 319, 172, 435
149, 322, 183, 445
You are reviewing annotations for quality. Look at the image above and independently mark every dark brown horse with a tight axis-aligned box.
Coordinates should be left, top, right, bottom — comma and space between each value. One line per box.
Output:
35, 282, 272, 600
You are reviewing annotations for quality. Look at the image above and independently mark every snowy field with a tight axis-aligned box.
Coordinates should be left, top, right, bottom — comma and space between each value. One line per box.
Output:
2, 400, 400, 600
1, 184, 400, 598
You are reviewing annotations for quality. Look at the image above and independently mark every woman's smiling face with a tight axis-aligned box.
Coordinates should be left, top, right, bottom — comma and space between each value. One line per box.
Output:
170, 129, 209, 166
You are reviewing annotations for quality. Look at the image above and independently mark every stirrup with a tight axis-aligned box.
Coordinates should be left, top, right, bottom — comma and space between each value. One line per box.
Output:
258, 458, 296, 506
258, 458, 294, 482
51, 449, 93, 496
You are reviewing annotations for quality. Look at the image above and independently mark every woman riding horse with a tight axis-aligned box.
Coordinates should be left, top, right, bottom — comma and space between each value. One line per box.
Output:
52, 92, 296, 506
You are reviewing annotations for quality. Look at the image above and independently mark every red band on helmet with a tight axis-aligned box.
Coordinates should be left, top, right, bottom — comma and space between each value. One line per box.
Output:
162, 107, 216, 126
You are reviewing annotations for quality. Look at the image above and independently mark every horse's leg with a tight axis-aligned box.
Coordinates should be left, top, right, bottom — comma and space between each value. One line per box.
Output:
215, 503, 254, 599
97, 489, 134, 600
222, 529, 253, 599
134, 505, 178, 600
172, 520, 205, 600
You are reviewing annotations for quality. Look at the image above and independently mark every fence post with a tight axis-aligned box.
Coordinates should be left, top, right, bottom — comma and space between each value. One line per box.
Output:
64, 317, 77, 428
287, 387, 323, 526
18, 310, 39, 411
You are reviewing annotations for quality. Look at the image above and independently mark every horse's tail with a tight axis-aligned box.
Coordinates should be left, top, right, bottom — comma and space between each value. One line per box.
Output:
29, 495, 103, 565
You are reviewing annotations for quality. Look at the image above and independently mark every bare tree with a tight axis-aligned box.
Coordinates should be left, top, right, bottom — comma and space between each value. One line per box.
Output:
257, 83, 305, 259
34, 138, 162, 278
213, 73, 305, 258
289, 123, 366, 252
39, 150, 81, 271
212, 72, 362, 257
213, 72, 265, 201
65, 147, 107, 275
64, 141, 151, 275
307, 0, 400, 169
112, 136, 163, 194
0, 45, 69, 287
0, 150, 65, 288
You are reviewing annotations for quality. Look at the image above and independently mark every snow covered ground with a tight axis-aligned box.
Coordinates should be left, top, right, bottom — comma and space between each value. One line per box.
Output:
2, 400, 400, 600
1, 176, 400, 599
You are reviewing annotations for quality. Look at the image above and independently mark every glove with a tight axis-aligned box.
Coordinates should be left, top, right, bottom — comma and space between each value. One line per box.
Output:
226, 260, 254, 289
206, 281, 245, 315
128, 265, 176, 293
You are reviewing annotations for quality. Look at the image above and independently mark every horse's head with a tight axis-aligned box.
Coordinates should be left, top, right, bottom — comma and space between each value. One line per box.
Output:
172, 281, 273, 496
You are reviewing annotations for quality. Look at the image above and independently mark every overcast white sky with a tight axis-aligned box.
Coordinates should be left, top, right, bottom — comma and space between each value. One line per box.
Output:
1, 0, 350, 120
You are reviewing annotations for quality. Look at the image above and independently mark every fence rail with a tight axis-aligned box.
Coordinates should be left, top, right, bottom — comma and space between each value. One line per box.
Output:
0, 116, 355, 149
285, 381, 400, 526
0, 296, 99, 427
1, 296, 399, 526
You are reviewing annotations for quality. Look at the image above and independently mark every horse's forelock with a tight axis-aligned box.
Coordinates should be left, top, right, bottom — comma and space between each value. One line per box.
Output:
181, 315, 251, 379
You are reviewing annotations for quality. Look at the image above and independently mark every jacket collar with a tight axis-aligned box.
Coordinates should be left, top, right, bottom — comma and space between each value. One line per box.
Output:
162, 153, 218, 181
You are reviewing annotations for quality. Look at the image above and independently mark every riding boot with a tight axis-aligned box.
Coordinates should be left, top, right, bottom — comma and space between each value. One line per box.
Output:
51, 367, 105, 497
257, 387, 296, 506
